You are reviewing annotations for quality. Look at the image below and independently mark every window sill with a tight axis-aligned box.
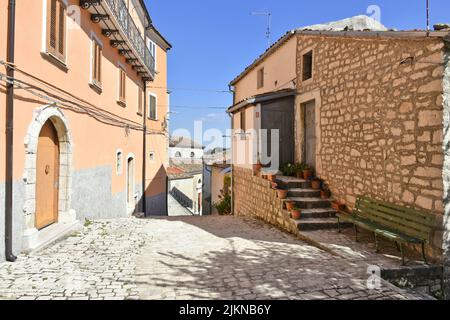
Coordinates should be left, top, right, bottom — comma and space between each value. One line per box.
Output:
148, 117, 158, 121
301, 77, 314, 85
117, 99, 127, 108
41, 51, 68, 72
89, 81, 102, 94
137, 112, 143, 117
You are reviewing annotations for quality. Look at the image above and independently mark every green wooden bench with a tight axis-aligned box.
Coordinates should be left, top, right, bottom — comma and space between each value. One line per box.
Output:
336, 196, 436, 265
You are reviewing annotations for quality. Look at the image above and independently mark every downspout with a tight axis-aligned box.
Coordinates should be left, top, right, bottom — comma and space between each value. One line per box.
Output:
228, 84, 236, 215
142, 80, 147, 216
5, 0, 17, 262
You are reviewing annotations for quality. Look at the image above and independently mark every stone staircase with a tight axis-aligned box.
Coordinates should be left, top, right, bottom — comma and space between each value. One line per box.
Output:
275, 176, 351, 232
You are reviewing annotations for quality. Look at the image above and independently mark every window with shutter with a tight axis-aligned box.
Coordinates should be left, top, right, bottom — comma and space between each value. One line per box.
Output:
149, 94, 157, 120
91, 40, 102, 87
47, 0, 66, 62
118, 67, 126, 104
137, 87, 143, 115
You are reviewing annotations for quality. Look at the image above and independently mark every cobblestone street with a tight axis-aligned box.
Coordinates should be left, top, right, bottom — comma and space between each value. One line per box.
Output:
0, 216, 432, 300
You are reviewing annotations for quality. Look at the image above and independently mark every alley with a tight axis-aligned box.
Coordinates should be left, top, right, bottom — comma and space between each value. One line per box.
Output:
0, 216, 431, 300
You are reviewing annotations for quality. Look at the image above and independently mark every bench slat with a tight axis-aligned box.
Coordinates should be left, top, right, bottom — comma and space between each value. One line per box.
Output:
354, 206, 430, 240
356, 202, 433, 234
358, 196, 435, 227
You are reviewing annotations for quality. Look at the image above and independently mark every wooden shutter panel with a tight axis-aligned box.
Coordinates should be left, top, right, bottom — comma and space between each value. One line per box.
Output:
150, 96, 156, 119
47, 0, 57, 53
47, 0, 66, 61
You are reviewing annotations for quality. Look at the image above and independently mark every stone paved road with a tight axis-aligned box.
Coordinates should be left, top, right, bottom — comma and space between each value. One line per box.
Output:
0, 216, 431, 300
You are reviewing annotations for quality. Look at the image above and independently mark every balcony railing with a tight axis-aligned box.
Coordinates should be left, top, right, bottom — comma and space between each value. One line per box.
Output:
103, 0, 155, 78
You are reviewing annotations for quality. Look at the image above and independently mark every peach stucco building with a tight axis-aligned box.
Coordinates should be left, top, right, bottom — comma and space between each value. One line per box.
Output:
0, 0, 171, 261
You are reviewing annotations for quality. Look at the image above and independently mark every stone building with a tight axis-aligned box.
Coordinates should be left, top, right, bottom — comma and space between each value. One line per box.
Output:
0, 0, 170, 261
227, 16, 450, 295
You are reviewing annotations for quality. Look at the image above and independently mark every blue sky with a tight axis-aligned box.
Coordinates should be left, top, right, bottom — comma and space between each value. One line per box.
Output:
147, 0, 450, 150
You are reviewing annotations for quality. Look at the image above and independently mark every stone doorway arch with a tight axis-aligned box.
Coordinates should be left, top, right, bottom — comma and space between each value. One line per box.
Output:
22, 105, 77, 251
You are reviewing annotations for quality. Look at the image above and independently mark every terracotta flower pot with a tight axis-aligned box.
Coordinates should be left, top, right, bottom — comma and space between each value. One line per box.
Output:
267, 174, 276, 182
311, 179, 321, 190
302, 170, 313, 180
331, 201, 346, 211
285, 201, 296, 211
262, 174, 268, 180
277, 189, 288, 199
291, 209, 301, 220
253, 163, 262, 176
320, 190, 331, 199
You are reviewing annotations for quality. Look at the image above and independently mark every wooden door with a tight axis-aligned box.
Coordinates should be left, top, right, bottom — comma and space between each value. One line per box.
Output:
304, 100, 316, 168
36, 120, 59, 230
261, 97, 295, 166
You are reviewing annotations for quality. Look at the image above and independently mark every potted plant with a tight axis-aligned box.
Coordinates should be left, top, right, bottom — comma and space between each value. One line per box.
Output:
311, 178, 322, 190
291, 207, 302, 220
295, 163, 305, 179
267, 173, 277, 182
253, 153, 263, 176
302, 165, 313, 180
277, 188, 288, 199
280, 163, 296, 177
271, 182, 278, 189
320, 185, 331, 199
285, 200, 296, 211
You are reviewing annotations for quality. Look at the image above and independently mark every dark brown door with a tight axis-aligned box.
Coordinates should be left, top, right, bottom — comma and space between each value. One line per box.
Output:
261, 97, 295, 166
36, 120, 59, 230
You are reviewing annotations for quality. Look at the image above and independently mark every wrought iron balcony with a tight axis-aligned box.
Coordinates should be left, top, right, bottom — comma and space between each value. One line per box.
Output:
80, 0, 155, 80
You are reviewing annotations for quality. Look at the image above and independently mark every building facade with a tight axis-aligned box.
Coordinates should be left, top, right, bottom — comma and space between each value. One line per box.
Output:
0, 0, 170, 261
228, 16, 450, 291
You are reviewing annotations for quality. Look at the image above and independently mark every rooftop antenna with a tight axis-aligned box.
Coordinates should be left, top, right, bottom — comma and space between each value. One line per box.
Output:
426, 0, 430, 35
251, 12, 272, 48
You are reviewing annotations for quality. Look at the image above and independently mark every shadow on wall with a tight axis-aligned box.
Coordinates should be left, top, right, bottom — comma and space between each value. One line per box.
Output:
170, 187, 193, 210
139, 165, 168, 216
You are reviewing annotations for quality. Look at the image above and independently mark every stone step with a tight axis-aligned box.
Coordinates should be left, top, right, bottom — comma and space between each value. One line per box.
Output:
287, 188, 321, 198
275, 176, 311, 189
285, 197, 331, 209
299, 208, 338, 219
293, 217, 352, 231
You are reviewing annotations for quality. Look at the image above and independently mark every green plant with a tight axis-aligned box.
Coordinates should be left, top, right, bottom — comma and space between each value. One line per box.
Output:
84, 219, 92, 228
294, 162, 306, 173
280, 163, 296, 177
214, 192, 232, 215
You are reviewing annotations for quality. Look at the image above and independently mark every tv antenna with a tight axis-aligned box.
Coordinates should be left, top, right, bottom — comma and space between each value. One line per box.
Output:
251, 12, 272, 48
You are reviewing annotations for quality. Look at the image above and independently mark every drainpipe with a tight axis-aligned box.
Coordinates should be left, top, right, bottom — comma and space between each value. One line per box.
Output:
142, 80, 147, 216
5, 0, 17, 262
227, 85, 236, 215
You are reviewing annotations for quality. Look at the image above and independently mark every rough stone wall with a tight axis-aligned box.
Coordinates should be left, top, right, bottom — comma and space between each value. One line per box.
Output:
442, 47, 450, 299
295, 35, 446, 257
233, 166, 298, 235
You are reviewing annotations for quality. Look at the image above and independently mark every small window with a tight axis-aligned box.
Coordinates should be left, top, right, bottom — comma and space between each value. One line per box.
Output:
149, 152, 155, 161
175, 151, 182, 158
46, 0, 66, 62
137, 87, 143, 115
240, 110, 246, 131
302, 51, 313, 81
148, 39, 157, 66
191, 152, 195, 158
91, 39, 102, 88
118, 67, 126, 105
257, 68, 264, 89
116, 151, 123, 175
149, 93, 157, 120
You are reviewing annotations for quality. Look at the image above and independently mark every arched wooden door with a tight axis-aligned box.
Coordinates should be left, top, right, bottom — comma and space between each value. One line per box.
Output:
36, 120, 60, 230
